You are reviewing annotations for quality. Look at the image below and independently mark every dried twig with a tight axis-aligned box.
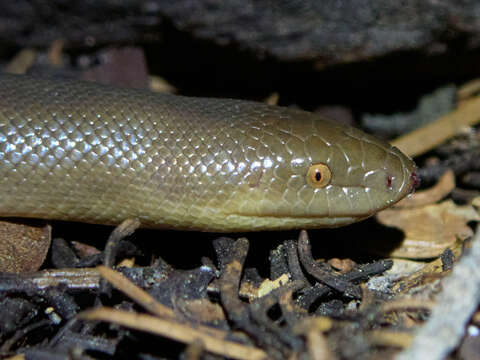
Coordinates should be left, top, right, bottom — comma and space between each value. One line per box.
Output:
97, 265, 175, 319
391, 95, 480, 157
297, 231, 361, 299
79, 307, 268, 360
97, 266, 230, 340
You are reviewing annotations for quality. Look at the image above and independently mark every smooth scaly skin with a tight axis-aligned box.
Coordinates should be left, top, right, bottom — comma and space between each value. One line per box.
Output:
0, 74, 417, 232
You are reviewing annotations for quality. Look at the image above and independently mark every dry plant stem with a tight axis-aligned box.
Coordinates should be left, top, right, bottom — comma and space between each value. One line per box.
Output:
458, 78, 480, 100
381, 299, 436, 313
3, 355, 25, 360
368, 330, 413, 348
79, 307, 268, 360
307, 330, 334, 360
395, 227, 480, 360
391, 95, 480, 157
183, 339, 206, 360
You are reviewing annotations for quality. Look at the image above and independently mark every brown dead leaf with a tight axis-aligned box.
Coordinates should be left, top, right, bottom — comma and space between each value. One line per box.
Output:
0, 220, 51, 273
376, 200, 479, 258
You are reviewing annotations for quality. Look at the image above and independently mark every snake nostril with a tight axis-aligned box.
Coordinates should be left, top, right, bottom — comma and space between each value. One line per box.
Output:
410, 171, 420, 192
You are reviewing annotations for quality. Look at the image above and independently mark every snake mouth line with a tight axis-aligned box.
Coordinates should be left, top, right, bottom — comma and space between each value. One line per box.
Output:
226, 212, 369, 221
226, 194, 408, 220
223, 212, 372, 230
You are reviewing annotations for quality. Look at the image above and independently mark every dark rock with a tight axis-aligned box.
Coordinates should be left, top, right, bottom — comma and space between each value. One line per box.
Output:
0, 0, 479, 65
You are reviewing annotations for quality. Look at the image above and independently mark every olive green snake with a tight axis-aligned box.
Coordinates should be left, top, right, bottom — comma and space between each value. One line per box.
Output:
0, 74, 417, 232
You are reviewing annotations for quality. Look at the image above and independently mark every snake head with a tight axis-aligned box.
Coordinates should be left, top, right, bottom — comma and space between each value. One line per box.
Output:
224, 107, 418, 230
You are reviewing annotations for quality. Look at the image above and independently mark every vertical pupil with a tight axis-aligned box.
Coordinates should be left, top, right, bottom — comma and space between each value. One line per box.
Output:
315, 170, 322, 182
386, 175, 392, 188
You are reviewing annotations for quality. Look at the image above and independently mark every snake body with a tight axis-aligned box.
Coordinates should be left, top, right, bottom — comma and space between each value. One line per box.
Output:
0, 74, 417, 231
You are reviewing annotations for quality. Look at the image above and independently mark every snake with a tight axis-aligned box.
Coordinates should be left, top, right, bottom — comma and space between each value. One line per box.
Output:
0, 74, 418, 232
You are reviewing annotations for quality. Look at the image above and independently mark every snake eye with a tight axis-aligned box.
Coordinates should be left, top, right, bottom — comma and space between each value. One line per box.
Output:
306, 163, 331, 188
